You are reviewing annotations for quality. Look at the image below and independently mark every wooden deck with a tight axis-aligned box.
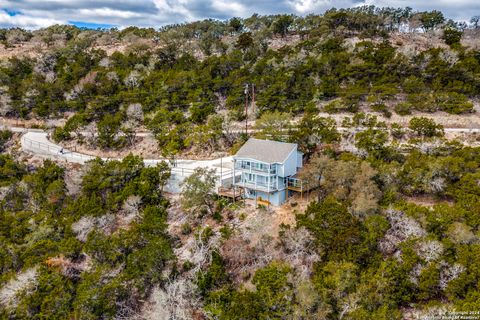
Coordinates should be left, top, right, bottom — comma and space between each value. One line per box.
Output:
218, 186, 244, 200
286, 177, 316, 193
285, 176, 317, 201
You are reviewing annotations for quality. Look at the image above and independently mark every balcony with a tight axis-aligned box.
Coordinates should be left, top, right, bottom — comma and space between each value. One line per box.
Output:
234, 161, 277, 175
235, 177, 286, 192
236, 180, 277, 192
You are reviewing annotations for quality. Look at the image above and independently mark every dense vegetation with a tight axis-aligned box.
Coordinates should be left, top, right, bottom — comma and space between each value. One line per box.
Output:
0, 155, 173, 318
196, 144, 480, 318
1, 6, 480, 320
0, 7, 479, 155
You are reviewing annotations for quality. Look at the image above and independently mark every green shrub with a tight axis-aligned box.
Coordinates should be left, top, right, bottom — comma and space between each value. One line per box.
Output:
409, 117, 444, 137
394, 102, 413, 115
442, 28, 463, 47
324, 99, 349, 114
0, 129, 12, 151
371, 103, 392, 118
181, 223, 192, 235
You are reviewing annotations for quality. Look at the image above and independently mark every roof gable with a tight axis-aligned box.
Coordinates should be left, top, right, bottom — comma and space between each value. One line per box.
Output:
234, 138, 297, 164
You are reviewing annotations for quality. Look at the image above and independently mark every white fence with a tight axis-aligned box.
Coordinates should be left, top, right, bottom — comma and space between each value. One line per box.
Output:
22, 134, 237, 193
22, 136, 95, 162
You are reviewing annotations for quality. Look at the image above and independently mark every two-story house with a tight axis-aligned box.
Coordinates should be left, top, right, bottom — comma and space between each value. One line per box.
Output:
233, 138, 303, 206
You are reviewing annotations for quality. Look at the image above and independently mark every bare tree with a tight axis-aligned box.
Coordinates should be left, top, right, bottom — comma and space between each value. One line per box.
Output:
71, 216, 96, 242
142, 279, 200, 320
415, 240, 444, 263
379, 208, 427, 255
126, 103, 144, 123
470, 16, 480, 29
439, 262, 465, 289
279, 227, 320, 280
298, 154, 334, 202
0, 268, 38, 310
124, 70, 142, 88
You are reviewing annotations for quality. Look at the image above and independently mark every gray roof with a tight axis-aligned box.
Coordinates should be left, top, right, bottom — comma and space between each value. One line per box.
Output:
234, 138, 297, 163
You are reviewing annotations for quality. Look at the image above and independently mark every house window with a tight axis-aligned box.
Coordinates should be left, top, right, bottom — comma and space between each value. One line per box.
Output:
244, 173, 255, 183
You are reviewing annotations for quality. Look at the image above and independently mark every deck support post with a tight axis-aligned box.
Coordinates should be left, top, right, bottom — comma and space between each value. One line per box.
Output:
233, 159, 236, 203
267, 164, 270, 208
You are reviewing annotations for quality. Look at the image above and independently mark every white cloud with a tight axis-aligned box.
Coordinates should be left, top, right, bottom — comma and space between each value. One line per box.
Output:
288, 0, 331, 14
0, 11, 65, 29
363, 0, 480, 20
77, 8, 143, 19
211, 0, 247, 16
152, 0, 196, 21
287, 0, 365, 14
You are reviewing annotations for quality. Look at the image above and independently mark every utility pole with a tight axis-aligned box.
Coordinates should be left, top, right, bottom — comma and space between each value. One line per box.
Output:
251, 84, 255, 117
244, 83, 249, 135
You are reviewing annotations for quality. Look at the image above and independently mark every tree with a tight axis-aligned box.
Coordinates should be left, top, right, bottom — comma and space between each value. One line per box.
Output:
196, 251, 228, 296
205, 262, 295, 319
409, 117, 444, 138
0, 154, 26, 186
254, 111, 290, 141
418, 263, 441, 300
300, 155, 382, 216
186, 114, 225, 153
470, 16, 480, 29
419, 11, 445, 31
292, 114, 340, 155
147, 108, 188, 156
298, 155, 334, 201
273, 15, 294, 37
236, 32, 254, 50
97, 113, 124, 148
442, 28, 463, 47
137, 162, 171, 201
189, 103, 215, 124
229, 17, 244, 34
348, 162, 382, 217
297, 196, 362, 261
0, 129, 12, 152
180, 168, 218, 217
252, 262, 294, 317
436, 92, 473, 114
354, 127, 389, 158
313, 261, 358, 318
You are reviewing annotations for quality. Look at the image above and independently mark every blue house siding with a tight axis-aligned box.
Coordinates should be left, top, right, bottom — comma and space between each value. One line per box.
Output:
281, 148, 299, 177
244, 189, 286, 206
297, 151, 304, 168
232, 139, 303, 206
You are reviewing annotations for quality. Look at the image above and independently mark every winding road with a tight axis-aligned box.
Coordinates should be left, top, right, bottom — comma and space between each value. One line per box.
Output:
2, 123, 479, 192
8, 124, 480, 166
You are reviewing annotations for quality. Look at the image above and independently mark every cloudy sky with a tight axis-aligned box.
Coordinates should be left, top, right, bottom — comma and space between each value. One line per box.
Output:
0, 0, 479, 30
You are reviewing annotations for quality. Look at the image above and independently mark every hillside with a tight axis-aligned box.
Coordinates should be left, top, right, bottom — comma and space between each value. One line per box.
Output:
1, 6, 480, 320
0, 8, 479, 158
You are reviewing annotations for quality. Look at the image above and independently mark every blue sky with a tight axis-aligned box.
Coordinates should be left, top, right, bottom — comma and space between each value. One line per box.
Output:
68, 21, 115, 29
0, 0, 479, 30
